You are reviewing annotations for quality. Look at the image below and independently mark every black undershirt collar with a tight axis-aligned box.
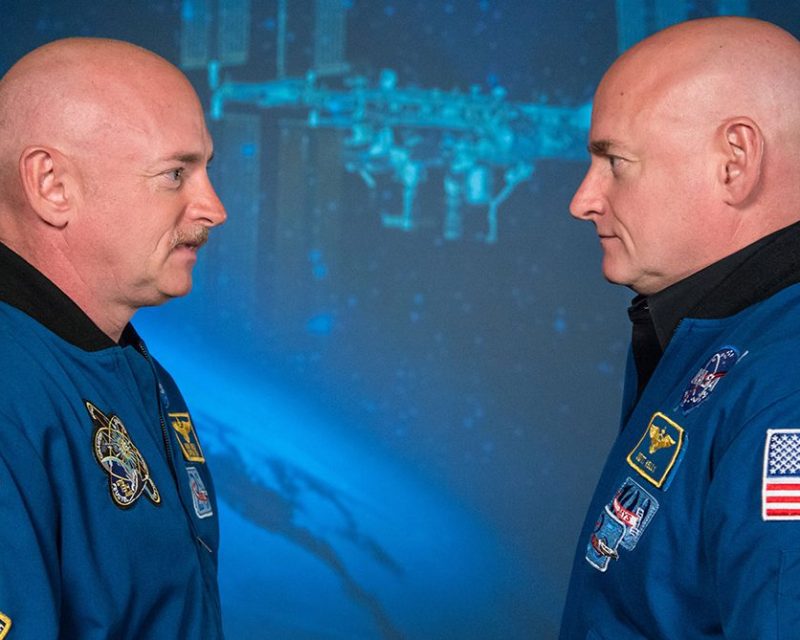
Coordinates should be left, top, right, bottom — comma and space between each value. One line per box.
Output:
0, 241, 135, 351
628, 219, 800, 397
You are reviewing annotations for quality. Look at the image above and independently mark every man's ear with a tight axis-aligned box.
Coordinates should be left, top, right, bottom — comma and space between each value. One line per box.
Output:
18, 146, 74, 228
718, 117, 763, 207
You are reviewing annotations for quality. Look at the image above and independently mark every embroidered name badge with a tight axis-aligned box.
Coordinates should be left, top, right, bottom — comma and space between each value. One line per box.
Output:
169, 412, 206, 463
0, 611, 11, 639
186, 466, 214, 519
627, 412, 685, 490
585, 477, 660, 572
85, 401, 161, 509
679, 346, 741, 414
762, 429, 800, 521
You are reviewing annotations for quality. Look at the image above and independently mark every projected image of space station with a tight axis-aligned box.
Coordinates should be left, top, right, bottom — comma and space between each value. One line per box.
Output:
3, 0, 796, 638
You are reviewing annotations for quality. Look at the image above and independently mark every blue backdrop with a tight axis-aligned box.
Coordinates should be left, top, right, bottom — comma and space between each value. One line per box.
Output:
4, 1, 799, 638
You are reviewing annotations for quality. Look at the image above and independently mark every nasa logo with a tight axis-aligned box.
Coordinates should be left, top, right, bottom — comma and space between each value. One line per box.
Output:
679, 346, 742, 414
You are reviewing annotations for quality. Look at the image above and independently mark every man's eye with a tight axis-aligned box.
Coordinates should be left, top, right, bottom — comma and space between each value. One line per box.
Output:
166, 168, 184, 182
608, 155, 622, 170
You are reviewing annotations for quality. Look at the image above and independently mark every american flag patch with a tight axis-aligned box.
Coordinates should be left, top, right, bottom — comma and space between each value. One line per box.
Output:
762, 429, 800, 520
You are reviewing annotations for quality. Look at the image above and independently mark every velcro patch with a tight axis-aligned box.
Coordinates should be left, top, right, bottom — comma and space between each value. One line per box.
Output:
763, 429, 800, 520
585, 506, 625, 572
186, 466, 214, 519
86, 401, 161, 509
626, 412, 685, 490
585, 476, 660, 572
169, 412, 206, 463
679, 346, 741, 414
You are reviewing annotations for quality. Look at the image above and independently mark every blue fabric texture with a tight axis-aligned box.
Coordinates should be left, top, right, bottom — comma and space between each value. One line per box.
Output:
0, 301, 223, 638
561, 283, 800, 640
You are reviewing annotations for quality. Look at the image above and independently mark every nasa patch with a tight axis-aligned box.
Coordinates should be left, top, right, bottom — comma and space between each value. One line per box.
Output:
679, 346, 741, 414
186, 466, 214, 519
86, 401, 161, 509
585, 477, 659, 572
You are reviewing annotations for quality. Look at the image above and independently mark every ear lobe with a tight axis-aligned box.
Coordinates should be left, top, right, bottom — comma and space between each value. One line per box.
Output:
720, 118, 763, 207
19, 146, 72, 228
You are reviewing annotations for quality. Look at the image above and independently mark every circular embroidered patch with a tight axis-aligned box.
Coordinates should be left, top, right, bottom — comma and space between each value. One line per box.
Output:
85, 401, 161, 508
679, 346, 740, 414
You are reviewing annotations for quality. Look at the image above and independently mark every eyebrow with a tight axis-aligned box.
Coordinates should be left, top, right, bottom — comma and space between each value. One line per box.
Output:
162, 152, 214, 165
588, 140, 614, 156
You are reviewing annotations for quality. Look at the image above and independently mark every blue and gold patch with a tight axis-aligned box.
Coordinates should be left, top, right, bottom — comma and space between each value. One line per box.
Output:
626, 412, 685, 490
86, 401, 161, 509
168, 412, 206, 463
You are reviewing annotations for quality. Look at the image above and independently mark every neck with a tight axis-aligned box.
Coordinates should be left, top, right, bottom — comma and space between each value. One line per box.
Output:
0, 233, 131, 343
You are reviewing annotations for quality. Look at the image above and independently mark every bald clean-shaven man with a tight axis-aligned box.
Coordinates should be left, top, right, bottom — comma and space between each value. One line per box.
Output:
562, 17, 800, 639
0, 39, 226, 638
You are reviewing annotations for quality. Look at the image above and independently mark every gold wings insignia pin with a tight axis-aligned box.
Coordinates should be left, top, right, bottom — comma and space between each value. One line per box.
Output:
648, 425, 676, 455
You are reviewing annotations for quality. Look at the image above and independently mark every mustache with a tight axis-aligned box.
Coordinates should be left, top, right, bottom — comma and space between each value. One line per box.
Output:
171, 226, 209, 249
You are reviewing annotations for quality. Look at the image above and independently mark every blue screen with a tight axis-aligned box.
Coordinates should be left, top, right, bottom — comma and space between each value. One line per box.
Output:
4, 1, 799, 638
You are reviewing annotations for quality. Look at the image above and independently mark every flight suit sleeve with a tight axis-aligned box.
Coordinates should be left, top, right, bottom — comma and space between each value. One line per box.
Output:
703, 390, 800, 640
0, 411, 61, 638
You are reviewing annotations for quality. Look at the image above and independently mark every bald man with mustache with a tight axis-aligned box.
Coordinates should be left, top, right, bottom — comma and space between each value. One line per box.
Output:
0, 38, 226, 638
562, 17, 800, 639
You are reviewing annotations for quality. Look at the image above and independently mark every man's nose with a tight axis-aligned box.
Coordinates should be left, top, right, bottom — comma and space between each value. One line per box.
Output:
569, 167, 605, 222
189, 173, 227, 227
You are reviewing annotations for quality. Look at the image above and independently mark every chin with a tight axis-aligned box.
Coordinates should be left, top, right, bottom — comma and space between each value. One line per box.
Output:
601, 260, 627, 287
157, 276, 194, 301
601, 253, 645, 288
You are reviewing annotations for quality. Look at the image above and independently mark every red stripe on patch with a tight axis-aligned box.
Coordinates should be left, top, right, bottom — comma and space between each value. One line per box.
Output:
766, 509, 800, 516
766, 483, 800, 491
766, 496, 800, 503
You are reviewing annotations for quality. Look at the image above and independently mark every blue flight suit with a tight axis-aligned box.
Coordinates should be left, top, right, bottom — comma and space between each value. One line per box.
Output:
0, 243, 223, 638
561, 246, 800, 638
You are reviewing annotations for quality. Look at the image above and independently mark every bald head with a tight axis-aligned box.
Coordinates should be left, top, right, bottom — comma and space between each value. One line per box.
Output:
604, 17, 800, 168
0, 38, 225, 340
0, 39, 199, 191
571, 17, 800, 294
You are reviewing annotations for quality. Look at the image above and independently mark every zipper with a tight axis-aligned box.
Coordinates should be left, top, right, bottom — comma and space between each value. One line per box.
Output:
132, 337, 223, 632
136, 339, 212, 554
136, 339, 176, 468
